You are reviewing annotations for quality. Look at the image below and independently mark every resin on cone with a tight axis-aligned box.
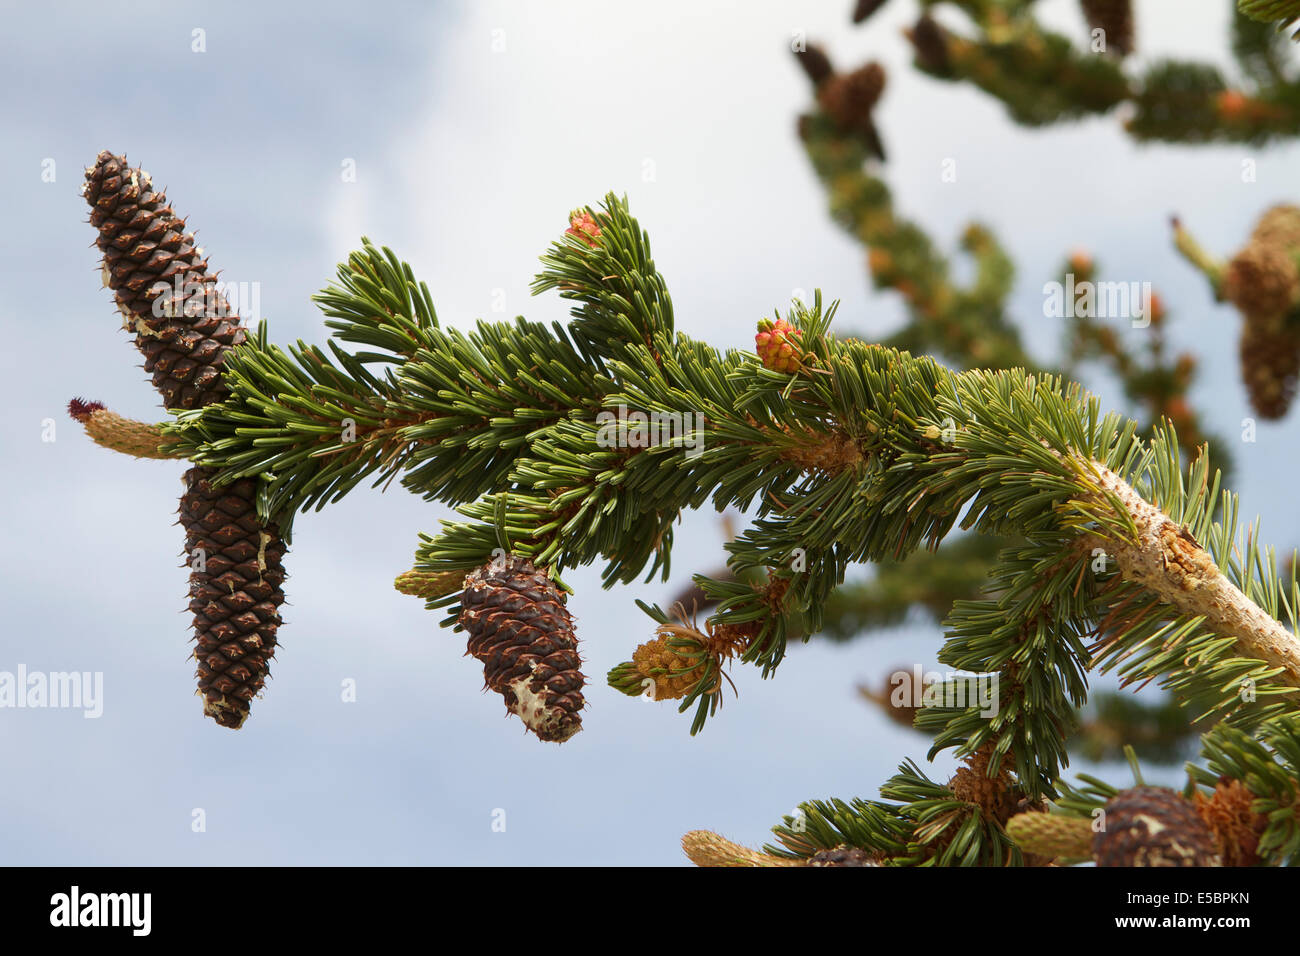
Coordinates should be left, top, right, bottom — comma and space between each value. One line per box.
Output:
459, 555, 585, 742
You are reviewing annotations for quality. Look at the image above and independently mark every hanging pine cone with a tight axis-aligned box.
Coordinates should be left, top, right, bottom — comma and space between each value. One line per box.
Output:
852, 0, 889, 25
1093, 787, 1221, 866
83, 151, 246, 411
817, 62, 886, 132
82, 150, 289, 729
459, 556, 585, 742
793, 43, 834, 88
1080, 0, 1135, 56
1222, 239, 1300, 318
907, 15, 951, 75
180, 466, 286, 729
1239, 310, 1300, 419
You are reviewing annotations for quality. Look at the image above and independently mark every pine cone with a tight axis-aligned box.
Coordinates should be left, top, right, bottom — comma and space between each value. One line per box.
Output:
1080, 0, 1134, 56
793, 44, 834, 88
907, 15, 951, 75
852, 0, 889, 24
1093, 787, 1221, 866
1240, 310, 1300, 419
949, 748, 1019, 826
1222, 239, 1300, 318
181, 466, 286, 729
459, 556, 585, 742
817, 63, 886, 132
83, 151, 246, 411
755, 317, 804, 373
632, 632, 708, 701
1251, 204, 1300, 249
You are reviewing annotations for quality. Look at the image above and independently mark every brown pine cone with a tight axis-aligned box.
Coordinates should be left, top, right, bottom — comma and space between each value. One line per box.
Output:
1240, 310, 1300, 419
1222, 239, 1300, 318
793, 44, 834, 88
1094, 787, 1221, 866
1251, 204, 1300, 249
459, 556, 585, 742
817, 62, 886, 132
83, 151, 246, 410
1080, 0, 1134, 56
907, 15, 951, 75
181, 466, 286, 729
949, 748, 1020, 826
852, 0, 888, 24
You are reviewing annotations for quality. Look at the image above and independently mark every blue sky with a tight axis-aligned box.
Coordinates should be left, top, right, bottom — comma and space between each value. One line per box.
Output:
2, 0, 1299, 865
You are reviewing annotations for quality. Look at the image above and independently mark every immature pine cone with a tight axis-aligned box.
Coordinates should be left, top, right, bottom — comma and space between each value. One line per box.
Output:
1093, 786, 1221, 866
459, 556, 585, 742
755, 317, 804, 373
181, 467, 286, 729
83, 151, 246, 411
1195, 779, 1268, 867
632, 632, 706, 701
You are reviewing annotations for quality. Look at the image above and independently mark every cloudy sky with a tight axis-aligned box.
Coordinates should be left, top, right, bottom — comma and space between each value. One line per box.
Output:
2, 0, 1298, 865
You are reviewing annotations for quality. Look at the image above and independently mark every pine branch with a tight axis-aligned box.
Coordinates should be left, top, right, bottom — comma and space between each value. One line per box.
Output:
77, 180, 1300, 860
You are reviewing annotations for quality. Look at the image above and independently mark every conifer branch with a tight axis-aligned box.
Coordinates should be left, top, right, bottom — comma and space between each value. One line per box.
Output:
76, 169, 1300, 861
1077, 459, 1300, 689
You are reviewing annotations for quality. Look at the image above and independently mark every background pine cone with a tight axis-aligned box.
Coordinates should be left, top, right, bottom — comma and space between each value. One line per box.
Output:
1240, 311, 1300, 419
1251, 204, 1300, 248
459, 556, 585, 742
908, 15, 952, 75
817, 62, 886, 131
83, 151, 246, 411
181, 466, 286, 729
1093, 786, 1221, 866
1222, 239, 1300, 318
1080, 0, 1135, 55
